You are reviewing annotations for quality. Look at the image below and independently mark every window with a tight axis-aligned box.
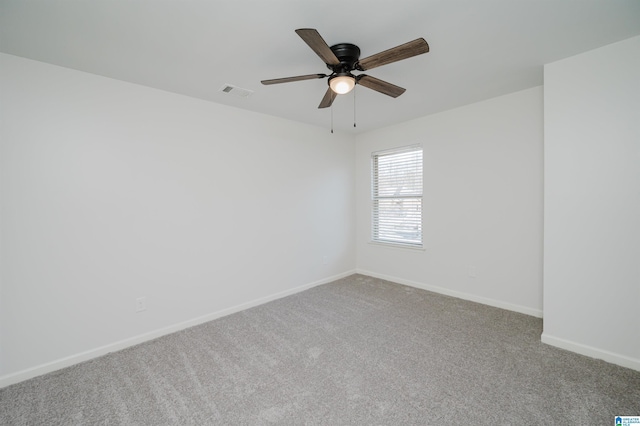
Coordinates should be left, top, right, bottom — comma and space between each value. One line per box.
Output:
372, 145, 423, 247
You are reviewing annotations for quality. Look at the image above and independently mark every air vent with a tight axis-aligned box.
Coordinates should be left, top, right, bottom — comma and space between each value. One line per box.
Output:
219, 84, 253, 98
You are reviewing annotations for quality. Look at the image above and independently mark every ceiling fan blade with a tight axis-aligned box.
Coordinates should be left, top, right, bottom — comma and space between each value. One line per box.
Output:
358, 38, 429, 71
357, 75, 406, 98
318, 87, 337, 108
295, 28, 340, 66
261, 74, 327, 85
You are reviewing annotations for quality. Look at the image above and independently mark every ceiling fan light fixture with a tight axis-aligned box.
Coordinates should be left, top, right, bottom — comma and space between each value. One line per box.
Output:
329, 74, 355, 94
262, 29, 429, 110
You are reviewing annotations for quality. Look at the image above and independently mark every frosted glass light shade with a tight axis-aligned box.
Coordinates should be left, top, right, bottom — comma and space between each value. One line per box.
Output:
329, 75, 355, 94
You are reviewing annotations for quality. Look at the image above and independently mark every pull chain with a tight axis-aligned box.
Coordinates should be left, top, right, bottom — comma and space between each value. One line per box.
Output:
353, 86, 357, 128
331, 100, 334, 133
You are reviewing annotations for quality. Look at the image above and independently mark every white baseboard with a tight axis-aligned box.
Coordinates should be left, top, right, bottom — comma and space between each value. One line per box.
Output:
541, 333, 640, 372
0, 269, 356, 389
356, 269, 543, 318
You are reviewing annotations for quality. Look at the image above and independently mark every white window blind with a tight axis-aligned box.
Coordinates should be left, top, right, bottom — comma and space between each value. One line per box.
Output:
372, 145, 423, 247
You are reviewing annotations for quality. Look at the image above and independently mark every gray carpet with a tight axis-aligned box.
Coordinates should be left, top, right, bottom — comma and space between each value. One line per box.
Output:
1, 274, 639, 425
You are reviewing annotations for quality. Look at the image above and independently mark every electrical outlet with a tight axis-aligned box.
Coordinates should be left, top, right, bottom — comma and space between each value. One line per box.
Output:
135, 297, 147, 312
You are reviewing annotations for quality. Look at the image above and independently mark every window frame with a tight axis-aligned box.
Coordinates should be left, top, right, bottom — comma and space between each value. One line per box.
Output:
370, 144, 424, 249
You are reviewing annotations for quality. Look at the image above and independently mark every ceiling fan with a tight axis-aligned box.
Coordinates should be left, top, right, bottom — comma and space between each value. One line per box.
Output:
261, 29, 429, 108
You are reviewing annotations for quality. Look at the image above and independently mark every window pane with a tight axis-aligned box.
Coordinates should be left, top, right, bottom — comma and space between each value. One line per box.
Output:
372, 146, 423, 247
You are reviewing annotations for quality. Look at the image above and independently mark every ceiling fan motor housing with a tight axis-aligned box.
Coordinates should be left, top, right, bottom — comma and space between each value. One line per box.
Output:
328, 43, 361, 74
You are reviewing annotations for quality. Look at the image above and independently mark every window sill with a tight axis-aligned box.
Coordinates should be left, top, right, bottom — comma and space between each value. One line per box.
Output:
368, 241, 425, 251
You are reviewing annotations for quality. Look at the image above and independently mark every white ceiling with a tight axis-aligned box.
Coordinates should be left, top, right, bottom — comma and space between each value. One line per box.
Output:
2, 0, 640, 133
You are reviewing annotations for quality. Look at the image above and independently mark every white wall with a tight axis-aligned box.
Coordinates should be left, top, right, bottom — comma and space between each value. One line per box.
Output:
543, 36, 640, 370
355, 87, 544, 316
0, 53, 355, 384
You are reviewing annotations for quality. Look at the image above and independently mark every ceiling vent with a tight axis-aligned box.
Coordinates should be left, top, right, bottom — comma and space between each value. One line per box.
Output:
219, 84, 253, 98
